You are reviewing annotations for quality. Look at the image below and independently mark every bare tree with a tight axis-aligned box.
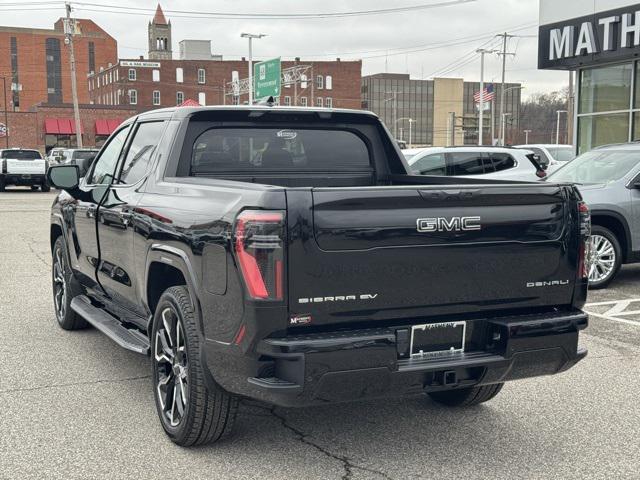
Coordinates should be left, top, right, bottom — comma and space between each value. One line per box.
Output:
517, 88, 569, 144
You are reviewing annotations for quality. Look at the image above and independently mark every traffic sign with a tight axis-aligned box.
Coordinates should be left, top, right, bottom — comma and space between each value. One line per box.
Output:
254, 57, 281, 100
0, 123, 7, 137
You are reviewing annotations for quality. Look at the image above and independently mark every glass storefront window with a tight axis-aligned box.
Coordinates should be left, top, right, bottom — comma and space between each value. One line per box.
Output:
579, 64, 632, 114
578, 113, 629, 154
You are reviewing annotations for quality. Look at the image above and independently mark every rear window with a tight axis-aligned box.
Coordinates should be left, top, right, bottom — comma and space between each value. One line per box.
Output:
73, 151, 98, 160
190, 128, 370, 174
1, 150, 41, 160
449, 152, 486, 175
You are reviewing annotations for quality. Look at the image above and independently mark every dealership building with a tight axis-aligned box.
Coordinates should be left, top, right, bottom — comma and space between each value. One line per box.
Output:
540, 0, 640, 152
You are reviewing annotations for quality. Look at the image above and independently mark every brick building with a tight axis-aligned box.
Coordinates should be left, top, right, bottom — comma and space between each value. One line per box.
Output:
0, 18, 117, 111
1, 103, 136, 153
89, 57, 362, 111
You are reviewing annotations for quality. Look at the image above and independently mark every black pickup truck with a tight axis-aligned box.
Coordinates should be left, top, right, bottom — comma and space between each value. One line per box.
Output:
47, 106, 590, 446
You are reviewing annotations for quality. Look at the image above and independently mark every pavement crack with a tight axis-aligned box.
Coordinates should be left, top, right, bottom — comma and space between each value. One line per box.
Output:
22, 236, 50, 268
264, 405, 394, 480
0, 375, 151, 395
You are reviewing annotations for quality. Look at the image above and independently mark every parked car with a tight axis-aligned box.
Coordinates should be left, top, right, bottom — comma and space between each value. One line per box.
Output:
54, 148, 99, 166
0, 148, 49, 191
547, 143, 640, 288
402, 148, 427, 162
47, 148, 67, 164
47, 106, 589, 446
515, 144, 576, 171
407, 146, 546, 181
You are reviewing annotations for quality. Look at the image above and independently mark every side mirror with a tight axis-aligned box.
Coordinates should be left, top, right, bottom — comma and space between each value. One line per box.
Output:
47, 165, 80, 191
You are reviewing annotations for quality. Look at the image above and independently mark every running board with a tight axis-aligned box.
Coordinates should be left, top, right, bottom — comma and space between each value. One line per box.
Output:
70, 295, 150, 355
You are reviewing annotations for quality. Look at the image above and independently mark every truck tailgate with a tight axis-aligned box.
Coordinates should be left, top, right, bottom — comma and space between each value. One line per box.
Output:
286, 184, 580, 327
5, 158, 46, 175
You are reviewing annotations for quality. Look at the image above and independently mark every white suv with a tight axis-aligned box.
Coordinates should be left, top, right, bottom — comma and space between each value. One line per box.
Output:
514, 144, 576, 171
407, 146, 546, 181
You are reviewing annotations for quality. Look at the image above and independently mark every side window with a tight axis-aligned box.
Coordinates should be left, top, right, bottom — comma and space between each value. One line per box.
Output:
490, 153, 516, 172
118, 122, 165, 185
529, 147, 550, 167
88, 126, 131, 185
449, 152, 485, 176
411, 153, 446, 176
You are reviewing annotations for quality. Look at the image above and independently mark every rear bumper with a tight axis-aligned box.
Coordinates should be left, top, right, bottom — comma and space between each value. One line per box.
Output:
0, 173, 47, 186
204, 310, 588, 407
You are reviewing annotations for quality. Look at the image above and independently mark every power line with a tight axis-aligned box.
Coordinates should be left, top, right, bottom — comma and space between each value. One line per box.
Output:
72, 0, 476, 20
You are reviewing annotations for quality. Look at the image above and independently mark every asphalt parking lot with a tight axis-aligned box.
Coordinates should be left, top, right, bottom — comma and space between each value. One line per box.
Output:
1, 189, 639, 480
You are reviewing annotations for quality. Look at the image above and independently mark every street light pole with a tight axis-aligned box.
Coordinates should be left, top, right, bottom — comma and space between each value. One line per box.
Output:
396, 117, 415, 147
241, 33, 266, 105
1, 76, 8, 148
501, 113, 512, 145
65, 2, 83, 148
556, 110, 568, 144
524, 129, 532, 144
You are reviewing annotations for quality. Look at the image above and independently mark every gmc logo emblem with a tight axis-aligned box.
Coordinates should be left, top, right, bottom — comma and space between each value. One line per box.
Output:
417, 216, 482, 233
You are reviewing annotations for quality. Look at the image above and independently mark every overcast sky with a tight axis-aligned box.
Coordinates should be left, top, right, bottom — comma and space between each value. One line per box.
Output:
6, 0, 569, 97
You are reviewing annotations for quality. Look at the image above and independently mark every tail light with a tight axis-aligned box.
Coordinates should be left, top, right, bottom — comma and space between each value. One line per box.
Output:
234, 210, 285, 300
577, 201, 591, 279
536, 169, 547, 179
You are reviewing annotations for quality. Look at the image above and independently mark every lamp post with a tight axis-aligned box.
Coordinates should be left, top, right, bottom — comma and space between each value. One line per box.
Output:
499, 85, 524, 146
396, 117, 415, 148
241, 32, 266, 105
524, 129, 532, 144
476, 48, 496, 146
501, 113, 512, 145
556, 110, 568, 144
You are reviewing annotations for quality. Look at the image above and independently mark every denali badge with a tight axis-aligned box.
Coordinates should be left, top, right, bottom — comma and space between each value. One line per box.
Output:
526, 280, 570, 288
417, 216, 481, 233
298, 294, 378, 304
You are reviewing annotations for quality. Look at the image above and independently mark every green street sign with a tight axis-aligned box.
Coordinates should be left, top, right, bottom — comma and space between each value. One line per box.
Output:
254, 57, 281, 100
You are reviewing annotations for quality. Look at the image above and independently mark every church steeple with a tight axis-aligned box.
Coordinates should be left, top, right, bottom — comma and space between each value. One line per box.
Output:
148, 4, 172, 60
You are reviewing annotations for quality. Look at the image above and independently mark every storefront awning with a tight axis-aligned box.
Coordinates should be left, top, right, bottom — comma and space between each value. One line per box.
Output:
44, 118, 83, 135
95, 119, 123, 136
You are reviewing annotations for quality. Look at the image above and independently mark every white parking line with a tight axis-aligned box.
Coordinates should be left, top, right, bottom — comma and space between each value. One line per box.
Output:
584, 299, 640, 327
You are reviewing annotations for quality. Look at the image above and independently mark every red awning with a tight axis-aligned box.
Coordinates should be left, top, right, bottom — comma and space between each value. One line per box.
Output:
95, 119, 122, 136
44, 118, 84, 135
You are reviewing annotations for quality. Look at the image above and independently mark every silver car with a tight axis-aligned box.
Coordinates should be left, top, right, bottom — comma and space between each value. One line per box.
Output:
547, 143, 640, 288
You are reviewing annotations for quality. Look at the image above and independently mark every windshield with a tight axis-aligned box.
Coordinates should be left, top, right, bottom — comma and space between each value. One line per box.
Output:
549, 150, 640, 184
548, 147, 576, 162
1, 150, 41, 160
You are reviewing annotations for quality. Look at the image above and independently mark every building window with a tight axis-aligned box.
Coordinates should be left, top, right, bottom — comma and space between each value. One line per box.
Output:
129, 89, 137, 105
45, 38, 62, 103
316, 75, 323, 89
300, 97, 308, 107
326, 75, 333, 90
198, 92, 206, 105
88, 41, 95, 74
176, 91, 184, 105
176, 67, 184, 83
325, 97, 333, 108
198, 68, 205, 84
153, 90, 161, 105
128, 68, 136, 81
284, 96, 291, 106
152, 69, 160, 82
316, 97, 323, 107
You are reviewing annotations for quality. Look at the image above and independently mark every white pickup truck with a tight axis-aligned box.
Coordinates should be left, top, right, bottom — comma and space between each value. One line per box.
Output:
0, 148, 49, 192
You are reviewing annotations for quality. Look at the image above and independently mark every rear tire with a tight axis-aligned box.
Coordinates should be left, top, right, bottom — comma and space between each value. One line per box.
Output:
41, 184, 51, 192
0, 178, 5, 192
52, 236, 88, 330
588, 226, 621, 289
151, 286, 238, 446
428, 383, 504, 407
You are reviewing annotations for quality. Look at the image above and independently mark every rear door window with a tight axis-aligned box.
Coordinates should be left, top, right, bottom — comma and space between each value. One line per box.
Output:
410, 153, 446, 175
448, 152, 486, 175
189, 128, 371, 175
489, 153, 516, 172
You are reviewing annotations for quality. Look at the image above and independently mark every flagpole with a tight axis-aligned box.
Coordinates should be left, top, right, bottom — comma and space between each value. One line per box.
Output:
491, 92, 495, 145
478, 50, 485, 146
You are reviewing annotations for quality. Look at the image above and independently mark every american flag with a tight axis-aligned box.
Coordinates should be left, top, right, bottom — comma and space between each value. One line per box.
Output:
474, 84, 495, 103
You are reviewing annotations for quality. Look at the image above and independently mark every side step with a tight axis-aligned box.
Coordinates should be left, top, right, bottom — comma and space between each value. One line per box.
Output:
70, 295, 150, 355
247, 376, 303, 393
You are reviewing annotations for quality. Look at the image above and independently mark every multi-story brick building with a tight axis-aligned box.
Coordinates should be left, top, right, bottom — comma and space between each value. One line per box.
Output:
0, 18, 117, 111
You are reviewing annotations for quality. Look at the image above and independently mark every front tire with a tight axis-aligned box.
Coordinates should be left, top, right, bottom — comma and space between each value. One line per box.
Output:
428, 383, 504, 407
588, 226, 622, 290
151, 286, 238, 446
52, 236, 88, 330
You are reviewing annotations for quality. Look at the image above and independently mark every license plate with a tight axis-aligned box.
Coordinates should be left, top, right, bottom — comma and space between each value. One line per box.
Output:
410, 321, 466, 358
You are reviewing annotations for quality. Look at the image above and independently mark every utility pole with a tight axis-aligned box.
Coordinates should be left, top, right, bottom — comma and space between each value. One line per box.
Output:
496, 32, 516, 146
65, 3, 82, 148
241, 33, 266, 105
556, 110, 568, 144
524, 129, 532, 144
1, 77, 8, 148
476, 49, 495, 146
